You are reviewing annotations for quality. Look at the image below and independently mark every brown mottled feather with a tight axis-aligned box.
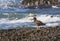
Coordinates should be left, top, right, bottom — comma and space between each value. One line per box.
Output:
33, 17, 45, 26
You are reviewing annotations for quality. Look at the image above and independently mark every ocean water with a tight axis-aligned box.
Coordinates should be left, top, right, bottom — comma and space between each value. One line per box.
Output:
0, 6, 60, 29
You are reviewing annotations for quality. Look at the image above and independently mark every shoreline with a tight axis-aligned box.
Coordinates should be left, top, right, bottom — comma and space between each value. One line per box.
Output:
0, 26, 60, 41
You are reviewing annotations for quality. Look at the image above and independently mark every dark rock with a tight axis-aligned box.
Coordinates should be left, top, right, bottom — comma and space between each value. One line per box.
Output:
0, 26, 60, 41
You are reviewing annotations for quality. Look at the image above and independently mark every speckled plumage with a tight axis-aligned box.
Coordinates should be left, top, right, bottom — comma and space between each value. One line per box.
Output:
33, 17, 45, 26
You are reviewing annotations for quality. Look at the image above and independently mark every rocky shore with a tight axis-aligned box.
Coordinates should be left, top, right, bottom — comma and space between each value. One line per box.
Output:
0, 26, 60, 41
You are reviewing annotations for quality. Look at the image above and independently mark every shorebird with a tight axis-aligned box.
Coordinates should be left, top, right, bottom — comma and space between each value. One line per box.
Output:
28, 13, 45, 29
32, 17, 45, 29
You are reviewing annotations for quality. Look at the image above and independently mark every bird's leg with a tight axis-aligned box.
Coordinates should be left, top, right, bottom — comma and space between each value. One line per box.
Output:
37, 26, 39, 30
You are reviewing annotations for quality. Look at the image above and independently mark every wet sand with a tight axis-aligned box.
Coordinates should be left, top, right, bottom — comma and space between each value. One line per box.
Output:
0, 26, 60, 41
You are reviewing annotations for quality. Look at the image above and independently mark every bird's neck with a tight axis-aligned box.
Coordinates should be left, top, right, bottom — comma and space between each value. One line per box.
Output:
34, 19, 37, 22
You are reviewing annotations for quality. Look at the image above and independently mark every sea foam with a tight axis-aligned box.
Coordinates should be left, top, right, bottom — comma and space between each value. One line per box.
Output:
0, 14, 60, 29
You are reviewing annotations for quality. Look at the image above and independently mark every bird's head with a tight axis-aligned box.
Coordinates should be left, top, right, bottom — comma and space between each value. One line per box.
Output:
30, 17, 37, 21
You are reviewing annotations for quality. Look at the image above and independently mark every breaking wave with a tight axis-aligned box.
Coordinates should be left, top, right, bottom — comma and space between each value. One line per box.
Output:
0, 14, 60, 29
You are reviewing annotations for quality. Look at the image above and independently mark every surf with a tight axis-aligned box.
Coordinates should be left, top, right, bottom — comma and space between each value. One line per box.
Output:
0, 14, 60, 29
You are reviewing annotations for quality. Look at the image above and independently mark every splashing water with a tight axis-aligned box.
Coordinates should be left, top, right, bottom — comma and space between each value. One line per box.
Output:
0, 14, 60, 29
0, 0, 60, 29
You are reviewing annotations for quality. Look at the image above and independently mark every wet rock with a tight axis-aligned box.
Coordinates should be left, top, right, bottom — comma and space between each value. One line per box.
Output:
0, 26, 60, 41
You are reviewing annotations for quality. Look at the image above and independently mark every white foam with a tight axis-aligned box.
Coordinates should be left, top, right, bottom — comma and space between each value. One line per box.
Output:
52, 6, 59, 8
37, 15, 60, 23
0, 14, 60, 29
